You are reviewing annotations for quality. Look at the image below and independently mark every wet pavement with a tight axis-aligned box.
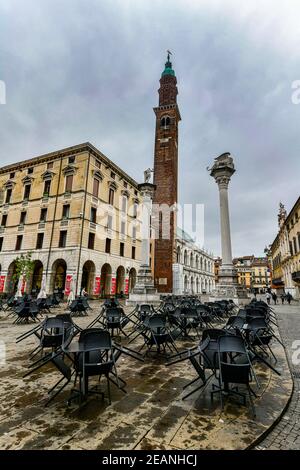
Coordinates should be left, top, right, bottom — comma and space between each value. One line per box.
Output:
255, 302, 300, 450
0, 301, 293, 450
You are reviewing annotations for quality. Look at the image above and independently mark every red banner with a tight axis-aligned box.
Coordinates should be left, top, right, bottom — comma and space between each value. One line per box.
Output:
21, 278, 26, 294
93, 276, 101, 295
65, 274, 73, 296
124, 277, 129, 295
0, 275, 6, 293
111, 277, 116, 295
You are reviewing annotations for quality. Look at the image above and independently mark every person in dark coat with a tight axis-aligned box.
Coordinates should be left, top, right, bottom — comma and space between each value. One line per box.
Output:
280, 293, 285, 304
286, 292, 292, 305
272, 292, 277, 304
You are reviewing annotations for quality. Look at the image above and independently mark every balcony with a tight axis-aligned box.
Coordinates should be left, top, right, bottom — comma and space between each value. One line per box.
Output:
89, 221, 97, 230
22, 199, 29, 207
0, 226, 5, 234
42, 193, 49, 203
18, 224, 24, 232
38, 221, 46, 229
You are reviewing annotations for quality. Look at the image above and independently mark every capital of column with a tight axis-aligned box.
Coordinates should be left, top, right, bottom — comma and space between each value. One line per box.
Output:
214, 175, 232, 189
138, 182, 156, 200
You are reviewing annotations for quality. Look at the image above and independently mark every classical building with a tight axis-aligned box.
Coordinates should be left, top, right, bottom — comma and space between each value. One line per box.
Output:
251, 257, 271, 293
173, 228, 215, 295
0, 143, 142, 297
232, 256, 254, 289
269, 200, 300, 298
215, 255, 271, 293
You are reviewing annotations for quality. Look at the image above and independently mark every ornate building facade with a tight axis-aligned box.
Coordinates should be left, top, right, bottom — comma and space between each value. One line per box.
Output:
0, 143, 142, 296
269, 200, 300, 298
173, 228, 215, 295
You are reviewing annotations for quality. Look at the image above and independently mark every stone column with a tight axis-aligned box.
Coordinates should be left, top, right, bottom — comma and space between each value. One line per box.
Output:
209, 153, 238, 287
216, 175, 233, 270
139, 183, 154, 267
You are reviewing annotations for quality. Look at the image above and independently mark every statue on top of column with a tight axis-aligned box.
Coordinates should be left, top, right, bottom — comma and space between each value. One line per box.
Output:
144, 168, 153, 183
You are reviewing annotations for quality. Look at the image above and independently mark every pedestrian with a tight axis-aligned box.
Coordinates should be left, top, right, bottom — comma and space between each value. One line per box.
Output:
272, 292, 277, 305
266, 292, 271, 305
286, 292, 292, 305
81, 287, 88, 297
280, 293, 285, 304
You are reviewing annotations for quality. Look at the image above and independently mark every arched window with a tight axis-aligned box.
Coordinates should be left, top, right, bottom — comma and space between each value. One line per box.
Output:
184, 250, 188, 265
176, 246, 181, 263
160, 116, 171, 129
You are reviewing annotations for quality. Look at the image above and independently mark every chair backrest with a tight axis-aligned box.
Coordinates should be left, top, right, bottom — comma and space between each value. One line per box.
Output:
148, 314, 166, 330
202, 328, 227, 342
79, 328, 112, 350
218, 334, 246, 355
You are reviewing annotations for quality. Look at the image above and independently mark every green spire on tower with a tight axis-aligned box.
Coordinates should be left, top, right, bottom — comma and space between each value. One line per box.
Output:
161, 50, 175, 77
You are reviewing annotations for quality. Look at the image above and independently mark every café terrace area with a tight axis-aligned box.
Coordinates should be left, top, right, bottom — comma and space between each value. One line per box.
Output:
0, 295, 292, 450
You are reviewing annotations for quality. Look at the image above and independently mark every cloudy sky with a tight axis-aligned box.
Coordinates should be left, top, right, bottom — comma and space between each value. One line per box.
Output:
0, 0, 299, 257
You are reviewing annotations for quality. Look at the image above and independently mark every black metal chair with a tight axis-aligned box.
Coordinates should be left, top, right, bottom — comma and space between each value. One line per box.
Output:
211, 335, 256, 416
68, 328, 125, 405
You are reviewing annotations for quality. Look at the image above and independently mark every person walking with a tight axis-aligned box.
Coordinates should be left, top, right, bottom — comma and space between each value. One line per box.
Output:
280, 293, 285, 304
286, 292, 292, 305
266, 292, 271, 305
272, 292, 277, 305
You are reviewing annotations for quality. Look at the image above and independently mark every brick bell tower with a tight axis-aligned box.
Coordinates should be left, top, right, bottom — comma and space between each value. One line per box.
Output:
153, 52, 181, 293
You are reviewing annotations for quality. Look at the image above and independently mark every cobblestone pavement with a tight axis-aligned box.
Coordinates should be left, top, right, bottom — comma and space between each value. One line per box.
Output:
255, 302, 300, 450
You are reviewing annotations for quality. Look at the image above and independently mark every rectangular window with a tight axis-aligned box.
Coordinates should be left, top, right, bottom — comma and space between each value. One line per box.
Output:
36, 232, 44, 249
47, 162, 54, 169
59, 230, 67, 248
133, 202, 138, 218
132, 246, 136, 260
93, 178, 100, 198
90, 207, 97, 223
88, 232, 95, 249
110, 172, 115, 179
15, 235, 23, 251
0, 237, 3, 251
105, 238, 111, 254
121, 220, 126, 235
65, 174, 73, 192
9, 172, 15, 179
95, 159, 101, 169
6, 188, 12, 203
62, 204, 70, 219
68, 156, 75, 164
27, 167, 33, 174
20, 211, 26, 225
1, 214, 7, 227
120, 242, 124, 257
24, 184, 31, 200
132, 226, 137, 239
289, 241, 293, 256
43, 180, 51, 196
294, 237, 298, 254
121, 196, 127, 213
107, 214, 113, 230
109, 188, 114, 206
40, 208, 47, 222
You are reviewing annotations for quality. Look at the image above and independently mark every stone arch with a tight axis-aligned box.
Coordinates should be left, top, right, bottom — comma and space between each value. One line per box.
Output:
190, 252, 194, 268
190, 276, 194, 293
176, 246, 181, 264
129, 267, 137, 292
81, 260, 96, 295
184, 250, 188, 265
196, 255, 199, 270
200, 257, 203, 271
6, 261, 18, 294
101, 263, 112, 297
30, 260, 44, 294
196, 277, 200, 293
51, 259, 67, 294
116, 265, 125, 295
184, 274, 188, 293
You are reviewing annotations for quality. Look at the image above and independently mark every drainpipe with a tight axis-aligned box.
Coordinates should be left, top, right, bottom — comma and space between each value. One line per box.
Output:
75, 152, 91, 295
